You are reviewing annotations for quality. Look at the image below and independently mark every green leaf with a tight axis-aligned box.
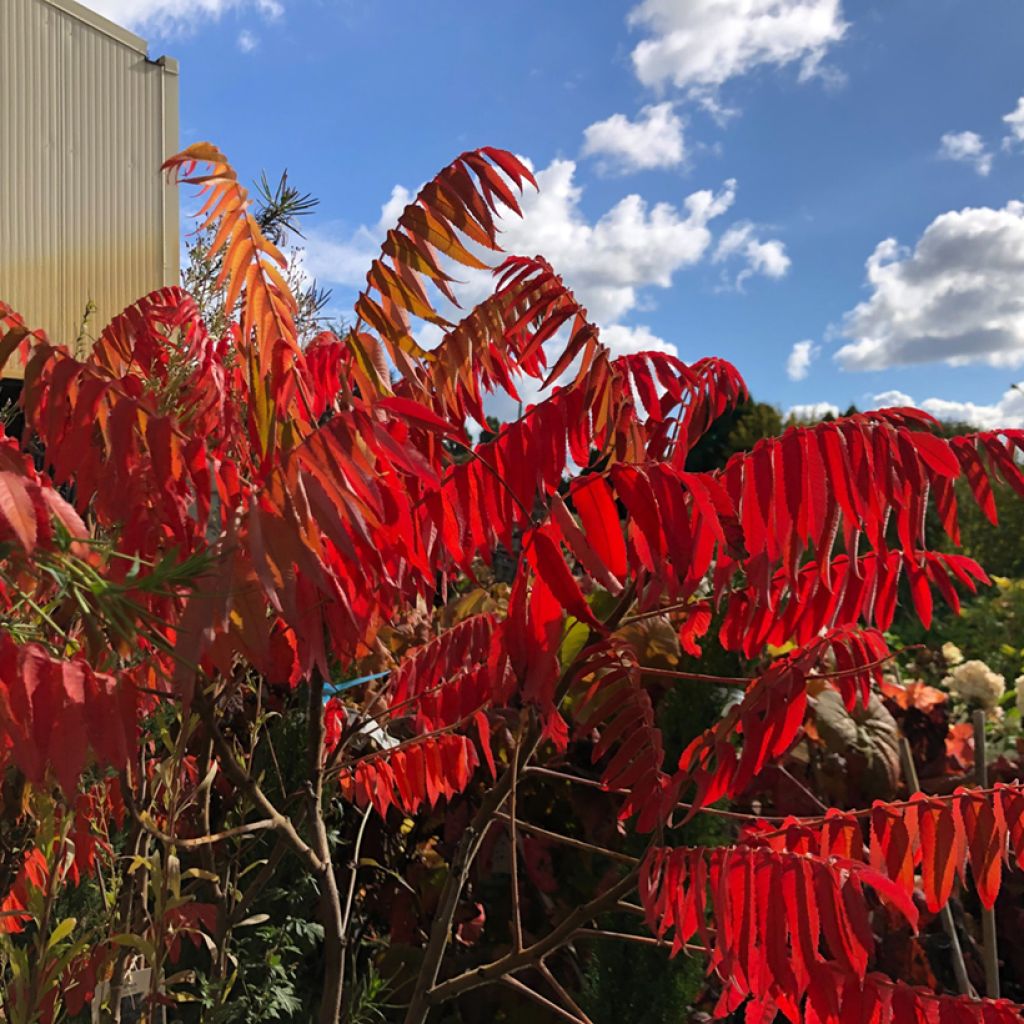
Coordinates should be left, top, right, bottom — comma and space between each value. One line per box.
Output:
46, 916, 76, 949
559, 619, 590, 670
235, 914, 270, 928
183, 867, 220, 882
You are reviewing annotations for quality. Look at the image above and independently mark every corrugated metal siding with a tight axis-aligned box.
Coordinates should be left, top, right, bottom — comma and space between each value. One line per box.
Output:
0, 0, 179, 374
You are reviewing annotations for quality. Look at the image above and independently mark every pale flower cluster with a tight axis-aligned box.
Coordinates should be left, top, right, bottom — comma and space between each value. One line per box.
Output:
942, 659, 1005, 708
942, 642, 964, 667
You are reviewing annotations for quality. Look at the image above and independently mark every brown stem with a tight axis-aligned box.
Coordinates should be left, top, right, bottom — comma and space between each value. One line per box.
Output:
307, 670, 346, 1024
618, 600, 695, 627
401, 751, 523, 1024
524, 766, 772, 822
633, 666, 748, 687
404, 603, 636, 1023
228, 837, 289, 929
423, 868, 640, 1008
493, 812, 638, 865
575, 928, 705, 955
337, 806, 373, 1006
509, 717, 524, 952
537, 961, 595, 1024
613, 900, 645, 916
325, 713, 474, 783
772, 764, 829, 813
197, 690, 324, 876
500, 975, 586, 1024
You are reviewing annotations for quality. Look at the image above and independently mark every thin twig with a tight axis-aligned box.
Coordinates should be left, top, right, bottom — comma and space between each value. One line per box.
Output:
494, 812, 638, 866
524, 765, 772, 822
338, 805, 373, 993
510, 718, 524, 952
500, 975, 586, 1024
325, 713, 474, 783
197, 691, 325, 876
592, 646, 914, 691
618, 600, 694, 627
773, 764, 829, 813
401, 746, 525, 1024
228, 837, 289, 929
575, 928, 705, 956
632, 666, 747, 687
613, 900, 645, 916
424, 868, 641, 1008
537, 961, 595, 1024
307, 669, 346, 1024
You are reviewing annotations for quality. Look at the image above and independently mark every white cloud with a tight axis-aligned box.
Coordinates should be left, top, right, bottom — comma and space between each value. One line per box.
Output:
237, 29, 258, 52
787, 401, 839, 421
496, 159, 735, 324
85, 0, 282, 34
713, 221, 790, 289
938, 131, 992, 176
786, 339, 818, 381
302, 186, 412, 290
626, 0, 848, 94
870, 389, 915, 408
919, 392, 1024, 430
582, 103, 685, 173
872, 388, 1024, 430
599, 324, 675, 356
1003, 97, 1024, 150
836, 200, 1024, 371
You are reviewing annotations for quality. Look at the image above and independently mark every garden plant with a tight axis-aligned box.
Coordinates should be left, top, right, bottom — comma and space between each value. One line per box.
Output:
1, 142, 1024, 1023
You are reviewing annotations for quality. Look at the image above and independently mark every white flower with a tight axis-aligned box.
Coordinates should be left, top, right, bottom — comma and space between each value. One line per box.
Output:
942, 660, 1005, 708
1015, 675, 1024, 716
987, 705, 1005, 724
942, 642, 964, 667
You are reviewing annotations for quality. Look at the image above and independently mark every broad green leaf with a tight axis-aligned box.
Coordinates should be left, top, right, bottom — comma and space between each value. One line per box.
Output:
46, 916, 76, 949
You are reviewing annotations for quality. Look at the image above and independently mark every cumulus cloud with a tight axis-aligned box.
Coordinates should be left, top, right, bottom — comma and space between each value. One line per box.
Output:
599, 324, 675, 356
86, 0, 282, 34
1003, 97, 1024, 149
787, 401, 840, 421
871, 388, 1024, 430
626, 0, 847, 94
496, 159, 735, 324
870, 389, 915, 407
938, 131, 993, 176
713, 221, 790, 289
302, 186, 412, 290
582, 103, 685, 173
835, 200, 1024, 371
237, 29, 258, 52
786, 340, 818, 381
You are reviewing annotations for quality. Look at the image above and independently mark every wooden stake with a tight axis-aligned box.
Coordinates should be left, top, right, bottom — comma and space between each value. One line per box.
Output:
899, 735, 976, 998
973, 708, 1000, 999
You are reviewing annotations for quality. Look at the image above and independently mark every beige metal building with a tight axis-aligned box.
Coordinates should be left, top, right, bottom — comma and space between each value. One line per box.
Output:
0, 0, 179, 372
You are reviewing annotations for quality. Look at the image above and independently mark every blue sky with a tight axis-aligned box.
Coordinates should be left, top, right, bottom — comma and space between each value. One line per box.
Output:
88, 0, 1024, 427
